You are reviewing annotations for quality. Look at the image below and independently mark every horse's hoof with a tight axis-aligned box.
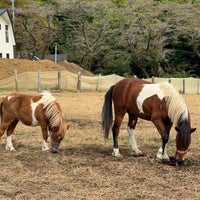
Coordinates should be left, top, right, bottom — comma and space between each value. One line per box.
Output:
51, 148, 58, 153
130, 151, 144, 157
112, 148, 121, 157
112, 152, 121, 157
5, 146, 16, 151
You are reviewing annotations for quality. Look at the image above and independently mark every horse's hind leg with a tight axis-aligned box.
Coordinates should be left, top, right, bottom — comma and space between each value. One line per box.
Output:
112, 110, 126, 157
127, 112, 143, 156
5, 119, 18, 151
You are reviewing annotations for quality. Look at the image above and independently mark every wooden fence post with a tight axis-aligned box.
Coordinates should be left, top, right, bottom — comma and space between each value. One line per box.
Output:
151, 76, 155, 83
77, 72, 81, 91
96, 74, 101, 92
183, 79, 185, 94
38, 70, 41, 92
14, 70, 18, 91
197, 79, 200, 94
58, 71, 61, 90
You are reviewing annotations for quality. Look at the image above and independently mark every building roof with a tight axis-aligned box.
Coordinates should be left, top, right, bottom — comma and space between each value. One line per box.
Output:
0, 8, 16, 45
0, 8, 7, 16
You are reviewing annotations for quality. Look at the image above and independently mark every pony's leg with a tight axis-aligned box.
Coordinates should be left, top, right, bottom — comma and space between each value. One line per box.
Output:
42, 140, 49, 151
6, 136, 15, 151
153, 119, 171, 160
127, 113, 143, 156
41, 126, 49, 151
5, 119, 18, 151
112, 110, 126, 157
156, 145, 169, 160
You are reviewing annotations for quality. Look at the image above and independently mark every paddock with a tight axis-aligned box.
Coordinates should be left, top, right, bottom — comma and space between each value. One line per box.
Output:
0, 91, 199, 199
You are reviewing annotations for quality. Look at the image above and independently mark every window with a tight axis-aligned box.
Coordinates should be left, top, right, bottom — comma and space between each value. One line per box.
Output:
0, 53, 2, 58
6, 53, 9, 59
5, 25, 9, 43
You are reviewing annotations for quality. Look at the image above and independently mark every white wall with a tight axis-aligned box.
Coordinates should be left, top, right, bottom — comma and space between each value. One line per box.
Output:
0, 11, 15, 59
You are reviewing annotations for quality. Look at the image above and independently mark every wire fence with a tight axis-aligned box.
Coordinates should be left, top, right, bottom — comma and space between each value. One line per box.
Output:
0, 70, 199, 94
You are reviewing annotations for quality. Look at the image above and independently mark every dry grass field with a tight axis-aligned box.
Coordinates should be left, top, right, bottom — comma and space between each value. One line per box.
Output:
0, 91, 199, 200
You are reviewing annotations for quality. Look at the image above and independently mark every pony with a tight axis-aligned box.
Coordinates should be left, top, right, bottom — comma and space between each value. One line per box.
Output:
102, 78, 196, 165
0, 91, 68, 153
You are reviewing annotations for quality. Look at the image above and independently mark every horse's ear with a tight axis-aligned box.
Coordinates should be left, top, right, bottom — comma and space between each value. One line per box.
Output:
191, 128, 196, 134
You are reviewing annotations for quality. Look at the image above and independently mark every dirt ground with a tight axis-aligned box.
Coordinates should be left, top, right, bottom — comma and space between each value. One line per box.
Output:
0, 59, 94, 80
0, 91, 199, 200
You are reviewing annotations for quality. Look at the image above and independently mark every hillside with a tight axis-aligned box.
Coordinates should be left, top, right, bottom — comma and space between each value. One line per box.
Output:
0, 59, 94, 80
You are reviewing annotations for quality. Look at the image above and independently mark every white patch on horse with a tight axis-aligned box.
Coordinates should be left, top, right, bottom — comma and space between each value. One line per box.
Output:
7, 95, 13, 101
127, 126, 142, 155
136, 84, 164, 113
31, 92, 56, 126
42, 140, 49, 151
5, 135, 15, 151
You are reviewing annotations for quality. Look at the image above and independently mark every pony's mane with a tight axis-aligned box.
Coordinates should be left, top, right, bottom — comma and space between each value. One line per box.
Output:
158, 82, 188, 125
45, 102, 63, 128
40, 91, 56, 107
41, 92, 63, 128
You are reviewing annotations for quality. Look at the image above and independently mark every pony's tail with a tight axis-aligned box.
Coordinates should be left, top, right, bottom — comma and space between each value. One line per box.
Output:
101, 85, 114, 140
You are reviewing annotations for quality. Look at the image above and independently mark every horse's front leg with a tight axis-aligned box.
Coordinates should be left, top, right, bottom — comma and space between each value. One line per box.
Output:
5, 119, 18, 151
153, 119, 170, 160
41, 126, 49, 151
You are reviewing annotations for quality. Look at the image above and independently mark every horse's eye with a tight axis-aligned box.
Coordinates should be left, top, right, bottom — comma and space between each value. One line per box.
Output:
58, 136, 63, 140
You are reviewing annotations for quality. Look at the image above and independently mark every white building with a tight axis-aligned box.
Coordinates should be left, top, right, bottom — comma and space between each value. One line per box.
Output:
0, 8, 16, 59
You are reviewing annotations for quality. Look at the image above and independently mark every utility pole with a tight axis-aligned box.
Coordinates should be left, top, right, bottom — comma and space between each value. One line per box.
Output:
55, 45, 57, 63
11, 0, 15, 31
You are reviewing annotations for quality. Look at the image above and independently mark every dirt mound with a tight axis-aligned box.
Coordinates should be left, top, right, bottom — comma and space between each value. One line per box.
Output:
0, 59, 94, 80
59, 60, 94, 77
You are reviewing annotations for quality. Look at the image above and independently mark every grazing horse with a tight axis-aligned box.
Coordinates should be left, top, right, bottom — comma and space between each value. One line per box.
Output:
0, 91, 68, 153
102, 78, 196, 164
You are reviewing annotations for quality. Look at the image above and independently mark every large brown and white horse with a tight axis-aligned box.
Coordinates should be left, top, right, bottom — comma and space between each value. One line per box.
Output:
0, 91, 68, 153
102, 78, 196, 165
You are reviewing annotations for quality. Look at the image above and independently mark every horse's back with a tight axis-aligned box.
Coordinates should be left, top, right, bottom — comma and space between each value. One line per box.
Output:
112, 78, 169, 120
1, 93, 43, 125
112, 78, 150, 106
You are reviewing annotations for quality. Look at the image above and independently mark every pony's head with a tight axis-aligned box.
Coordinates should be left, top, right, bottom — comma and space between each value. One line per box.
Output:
45, 101, 69, 153
175, 116, 196, 164
49, 119, 69, 153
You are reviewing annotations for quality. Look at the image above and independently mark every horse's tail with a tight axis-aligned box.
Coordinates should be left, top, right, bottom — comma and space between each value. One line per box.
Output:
101, 85, 114, 140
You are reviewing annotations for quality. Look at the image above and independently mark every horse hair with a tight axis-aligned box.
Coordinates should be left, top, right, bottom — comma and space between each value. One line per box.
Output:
101, 85, 114, 139
159, 82, 188, 125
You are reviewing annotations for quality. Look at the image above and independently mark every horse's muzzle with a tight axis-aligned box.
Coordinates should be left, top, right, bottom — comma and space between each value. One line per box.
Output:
175, 149, 187, 165
51, 142, 60, 153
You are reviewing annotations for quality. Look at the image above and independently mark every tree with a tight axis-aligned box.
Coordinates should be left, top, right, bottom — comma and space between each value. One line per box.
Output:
14, 1, 56, 59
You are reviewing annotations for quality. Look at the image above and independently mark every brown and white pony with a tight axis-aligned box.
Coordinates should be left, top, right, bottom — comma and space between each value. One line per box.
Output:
102, 78, 196, 165
0, 91, 68, 153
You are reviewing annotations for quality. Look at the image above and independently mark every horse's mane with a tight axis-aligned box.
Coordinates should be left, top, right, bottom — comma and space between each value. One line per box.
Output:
158, 82, 188, 125
41, 92, 63, 128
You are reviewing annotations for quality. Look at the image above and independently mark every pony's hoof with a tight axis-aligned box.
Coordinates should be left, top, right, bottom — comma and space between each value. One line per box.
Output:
42, 147, 50, 151
112, 148, 121, 157
5, 146, 16, 151
51, 149, 58, 153
156, 152, 169, 161
130, 151, 144, 157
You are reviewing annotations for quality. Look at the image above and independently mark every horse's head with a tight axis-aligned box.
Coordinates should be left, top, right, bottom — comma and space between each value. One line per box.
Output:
175, 126, 196, 165
49, 120, 69, 153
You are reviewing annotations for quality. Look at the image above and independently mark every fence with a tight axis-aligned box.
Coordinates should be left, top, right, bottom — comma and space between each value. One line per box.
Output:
0, 70, 199, 94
